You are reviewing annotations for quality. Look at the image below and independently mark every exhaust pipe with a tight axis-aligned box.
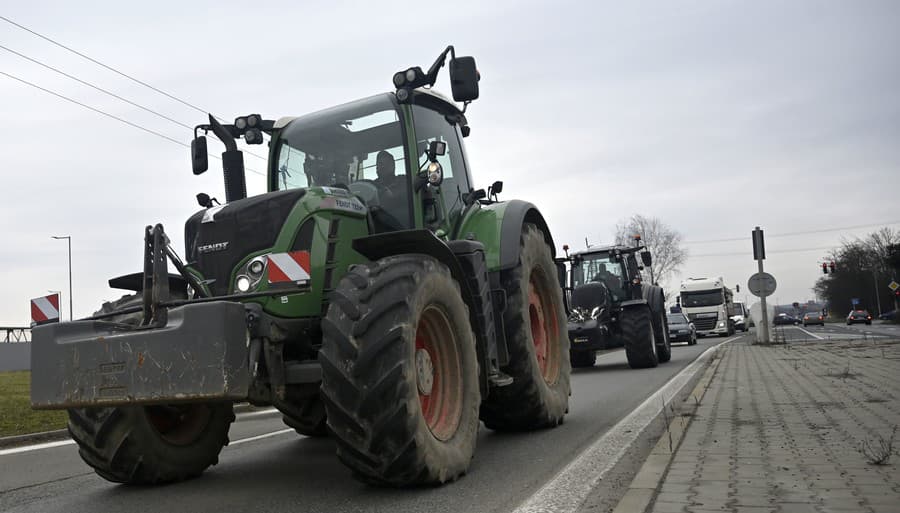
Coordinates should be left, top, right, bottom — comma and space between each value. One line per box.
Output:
208, 114, 247, 203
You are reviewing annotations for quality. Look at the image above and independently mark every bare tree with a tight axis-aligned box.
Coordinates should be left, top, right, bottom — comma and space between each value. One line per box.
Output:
614, 214, 687, 287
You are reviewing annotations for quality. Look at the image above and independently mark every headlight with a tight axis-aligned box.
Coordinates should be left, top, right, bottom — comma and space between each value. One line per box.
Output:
427, 161, 443, 185
718, 321, 725, 327
248, 257, 266, 276
236, 275, 252, 292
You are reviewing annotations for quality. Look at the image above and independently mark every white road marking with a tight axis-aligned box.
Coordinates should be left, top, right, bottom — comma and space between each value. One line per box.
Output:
229, 428, 295, 445
0, 439, 74, 456
236, 408, 278, 419
512, 334, 744, 513
795, 326, 824, 340
1, 409, 286, 457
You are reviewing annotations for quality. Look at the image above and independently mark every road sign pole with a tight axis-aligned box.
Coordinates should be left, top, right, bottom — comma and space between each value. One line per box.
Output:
752, 227, 770, 344
757, 258, 770, 343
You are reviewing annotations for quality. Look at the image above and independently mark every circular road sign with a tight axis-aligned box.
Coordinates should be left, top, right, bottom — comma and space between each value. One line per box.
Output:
748, 272, 777, 297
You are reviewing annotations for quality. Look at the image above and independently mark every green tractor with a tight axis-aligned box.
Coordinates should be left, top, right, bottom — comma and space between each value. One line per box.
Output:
30, 46, 570, 487
563, 239, 671, 369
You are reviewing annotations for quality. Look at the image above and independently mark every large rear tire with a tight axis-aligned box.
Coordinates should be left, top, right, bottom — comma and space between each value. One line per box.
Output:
480, 223, 570, 431
622, 306, 659, 369
320, 255, 480, 486
68, 403, 234, 484
650, 309, 672, 363
67, 292, 234, 484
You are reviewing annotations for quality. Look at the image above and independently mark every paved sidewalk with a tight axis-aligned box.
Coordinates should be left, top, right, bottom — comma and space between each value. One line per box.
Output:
650, 339, 900, 513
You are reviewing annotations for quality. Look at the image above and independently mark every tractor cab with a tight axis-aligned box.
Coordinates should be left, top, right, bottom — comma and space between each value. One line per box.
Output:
190, 45, 481, 242
269, 89, 474, 236
569, 245, 651, 303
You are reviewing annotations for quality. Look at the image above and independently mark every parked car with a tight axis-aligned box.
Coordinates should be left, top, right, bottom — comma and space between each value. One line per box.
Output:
802, 312, 825, 327
668, 312, 697, 345
878, 310, 896, 321
773, 313, 800, 325
847, 310, 872, 325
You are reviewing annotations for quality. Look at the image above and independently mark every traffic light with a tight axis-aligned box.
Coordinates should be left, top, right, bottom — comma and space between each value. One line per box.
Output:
822, 263, 828, 274
829, 261, 836, 273
895, 289, 900, 299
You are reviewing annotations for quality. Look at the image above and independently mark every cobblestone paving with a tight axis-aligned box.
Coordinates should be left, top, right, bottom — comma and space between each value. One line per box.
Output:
650, 339, 900, 513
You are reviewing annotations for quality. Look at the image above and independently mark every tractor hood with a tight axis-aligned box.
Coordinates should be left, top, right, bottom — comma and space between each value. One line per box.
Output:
184, 189, 306, 296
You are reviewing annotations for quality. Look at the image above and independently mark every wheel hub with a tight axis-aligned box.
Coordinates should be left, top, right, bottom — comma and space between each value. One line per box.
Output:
415, 347, 435, 396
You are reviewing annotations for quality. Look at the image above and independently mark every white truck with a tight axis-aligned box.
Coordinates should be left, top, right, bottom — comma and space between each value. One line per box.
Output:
678, 277, 735, 337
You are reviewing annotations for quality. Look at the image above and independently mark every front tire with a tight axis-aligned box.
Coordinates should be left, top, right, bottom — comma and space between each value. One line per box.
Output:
67, 292, 234, 485
320, 255, 480, 486
622, 306, 658, 369
68, 403, 234, 484
480, 223, 570, 431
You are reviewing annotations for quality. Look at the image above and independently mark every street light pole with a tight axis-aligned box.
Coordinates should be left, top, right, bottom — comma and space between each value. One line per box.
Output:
51, 236, 73, 321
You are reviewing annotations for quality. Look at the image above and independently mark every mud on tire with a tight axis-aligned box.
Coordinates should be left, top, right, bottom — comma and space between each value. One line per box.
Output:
480, 223, 570, 431
319, 255, 480, 486
622, 305, 659, 369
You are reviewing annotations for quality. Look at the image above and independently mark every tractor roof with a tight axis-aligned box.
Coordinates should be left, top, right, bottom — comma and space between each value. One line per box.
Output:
571, 244, 646, 257
274, 89, 465, 130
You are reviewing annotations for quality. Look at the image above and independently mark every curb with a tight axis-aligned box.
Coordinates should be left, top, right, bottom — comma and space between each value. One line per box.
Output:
0, 402, 272, 449
513, 335, 741, 513
611, 341, 728, 513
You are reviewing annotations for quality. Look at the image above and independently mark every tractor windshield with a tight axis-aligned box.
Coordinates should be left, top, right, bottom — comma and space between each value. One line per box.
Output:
572, 253, 626, 298
273, 94, 412, 231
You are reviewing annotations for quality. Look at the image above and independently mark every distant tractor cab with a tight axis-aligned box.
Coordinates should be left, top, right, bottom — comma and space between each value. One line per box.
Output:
562, 239, 671, 369
31, 46, 571, 488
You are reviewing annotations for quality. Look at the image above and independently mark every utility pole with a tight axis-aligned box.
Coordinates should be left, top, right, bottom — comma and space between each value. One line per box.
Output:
51, 235, 73, 321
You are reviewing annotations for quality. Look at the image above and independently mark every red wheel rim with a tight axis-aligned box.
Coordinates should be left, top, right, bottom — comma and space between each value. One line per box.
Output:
528, 269, 560, 384
415, 305, 463, 441
145, 404, 212, 446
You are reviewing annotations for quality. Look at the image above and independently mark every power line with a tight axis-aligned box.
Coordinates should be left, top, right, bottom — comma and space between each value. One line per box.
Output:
685, 220, 900, 245
0, 14, 211, 117
689, 245, 835, 258
0, 15, 267, 162
1, 43, 192, 130
1, 71, 265, 176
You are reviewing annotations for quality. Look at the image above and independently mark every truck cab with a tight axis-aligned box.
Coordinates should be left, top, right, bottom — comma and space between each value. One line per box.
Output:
679, 277, 735, 337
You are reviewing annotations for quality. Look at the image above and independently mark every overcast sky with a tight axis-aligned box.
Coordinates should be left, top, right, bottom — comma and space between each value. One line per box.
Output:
1, 0, 899, 324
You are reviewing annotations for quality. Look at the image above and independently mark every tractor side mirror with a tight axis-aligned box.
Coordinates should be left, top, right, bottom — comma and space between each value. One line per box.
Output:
490, 180, 503, 194
192, 136, 208, 175
640, 251, 652, 267
427, 140, 447, 161
449, 56, 480, 102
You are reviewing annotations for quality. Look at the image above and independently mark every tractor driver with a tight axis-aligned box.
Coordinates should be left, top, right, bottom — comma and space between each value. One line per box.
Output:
368, 150, 410, 232
373, 150, 404, 193
592, 264, 624, 299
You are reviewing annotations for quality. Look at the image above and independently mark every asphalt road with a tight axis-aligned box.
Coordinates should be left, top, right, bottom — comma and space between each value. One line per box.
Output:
0, 336, 736, 513
773, 320, 900, 342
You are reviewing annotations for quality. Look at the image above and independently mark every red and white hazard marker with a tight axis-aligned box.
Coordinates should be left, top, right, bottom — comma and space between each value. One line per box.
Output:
267, 251, 311, 284
31, 293, 61, 325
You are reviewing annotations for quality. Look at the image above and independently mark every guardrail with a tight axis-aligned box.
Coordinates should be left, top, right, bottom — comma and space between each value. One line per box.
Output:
1, 327, 31, 343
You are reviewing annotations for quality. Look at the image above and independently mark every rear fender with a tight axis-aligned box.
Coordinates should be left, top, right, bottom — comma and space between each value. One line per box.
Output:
456, 200, 555, 272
